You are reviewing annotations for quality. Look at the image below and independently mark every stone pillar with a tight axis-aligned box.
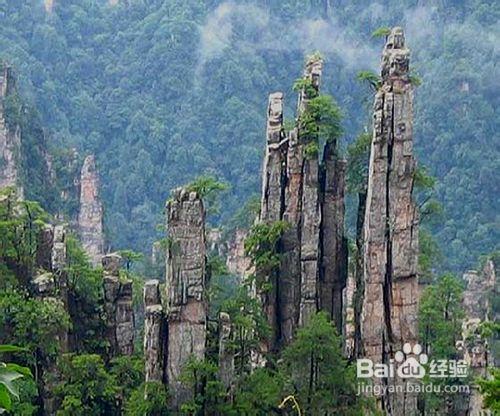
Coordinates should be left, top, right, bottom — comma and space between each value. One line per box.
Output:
360, 27, 419, 414
78, 155, 104, 266
226, 229, 251, 278
0, 63, 23, 198
165, 189, 207, 407
143, 280, 165, 383
218, 312, 234, 394
460, 260, 496, 415
296, 55, 323, 328
33, 224, 70, 415
258, 92, 287, 352
102, 253, 135, 357
319, 142, 348, 332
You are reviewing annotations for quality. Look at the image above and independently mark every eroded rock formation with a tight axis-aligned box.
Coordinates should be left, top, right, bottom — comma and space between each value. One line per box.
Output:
102, 253, 135, 357
33, 224, 70, 415
360, 27, 419, 414
226, 228, 251, 277
78, 155, 104, 266
165, 189, 208, 406
0, 64, 23, 197
256, 54, 348, 351
460, 260, 496, 415
144, 279, 165, 383
218, 312, 235, 394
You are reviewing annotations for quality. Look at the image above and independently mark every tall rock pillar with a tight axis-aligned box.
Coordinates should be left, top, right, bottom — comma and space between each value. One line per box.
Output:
361, 27, 419, 415
143, 279, 165, 383
319, 142, 348, 332
102, 253, 135, 357
460, 260, 496, 416
165, 189, 208, 406
258, 92, 287, 352
0, 64, 23, 197
296, 55, 323, 328
78, 155, 104, 266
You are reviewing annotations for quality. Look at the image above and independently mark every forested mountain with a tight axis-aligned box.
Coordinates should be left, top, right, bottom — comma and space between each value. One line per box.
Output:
0, 0, 498, 271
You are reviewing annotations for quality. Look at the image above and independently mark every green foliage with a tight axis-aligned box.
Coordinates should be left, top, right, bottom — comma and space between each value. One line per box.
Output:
356, 70, 381, 91
346, 132, 371, 194
0, 345, 32, 414
185, 175, 229, 217
109, 355, 144, 401
292, 78, 318, 98
65, 234, 107, 354
124, 382, 169, 416
418, 229, 443, 283
477, 368, 500, 412
224, 195, 260, 237
179, 358, 230, 415
298, 94, 343, 144
55, 354, 119, 416
419, 273, 465, 358
371, 27, 391, 38
281, 312, 374, 415
245, 221, 289, 277
221, 283, 270, 376
0, 188, 49, 284
303, 140, 319, 159
0, 290, 71, 363
117, 249, 144, 272
232, 368, 284, 414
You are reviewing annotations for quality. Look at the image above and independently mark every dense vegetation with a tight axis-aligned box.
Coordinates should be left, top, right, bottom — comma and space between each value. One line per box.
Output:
0, 0, 497, 271
0, 0, 498, 414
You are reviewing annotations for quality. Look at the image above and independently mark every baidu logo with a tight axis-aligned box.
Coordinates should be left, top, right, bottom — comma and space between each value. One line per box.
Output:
357, 343, 428, 379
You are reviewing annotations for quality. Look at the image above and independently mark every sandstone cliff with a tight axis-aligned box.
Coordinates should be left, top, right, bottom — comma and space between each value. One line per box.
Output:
0, 64, 23, 197
102, 253, 135, 357
360, 27, 419, 414
165, 188, 208, 406
78, 155, 104, 266
256, 54, 347, 352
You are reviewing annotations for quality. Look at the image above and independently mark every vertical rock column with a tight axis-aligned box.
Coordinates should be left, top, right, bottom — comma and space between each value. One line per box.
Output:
144, 279, 165, 383
319, 142, 348, 332
461, 260, 496, 416
361, 27, 419, 414
78, 155, 104, 266
0, 63, 23, 197
102, 253, 135, 357
218, 312, 235, 395
165, 189, 208, 406
297, 55, 323, 328
33, 224, 70, 415
258, 92, 287, 352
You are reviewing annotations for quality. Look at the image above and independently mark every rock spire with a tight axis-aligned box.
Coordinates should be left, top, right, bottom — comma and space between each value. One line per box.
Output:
165, 188, 208, 406
78, 154, 104, 266
360, 27, 419, 414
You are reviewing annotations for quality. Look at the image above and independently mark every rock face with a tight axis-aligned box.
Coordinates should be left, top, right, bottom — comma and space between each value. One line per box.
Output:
320, 143, 348, 332
226, 228, 251, 277
78, 155, 104, 266
34, 224, 69, 415
165, 189, 208, 406
460, 260, 496, 416
143, 279, 165, 383
360, 27, 419, 414
218, 312, 234, 394
256, 55, 347, 352
0, 64, 23, 197
259, 91, 287, 352
102, 253, 135, 357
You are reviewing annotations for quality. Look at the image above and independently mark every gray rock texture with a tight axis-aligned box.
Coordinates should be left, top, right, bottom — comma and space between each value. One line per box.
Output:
165, 188, 208, 407
78, 155, 104, 266
360, 27, 419, 415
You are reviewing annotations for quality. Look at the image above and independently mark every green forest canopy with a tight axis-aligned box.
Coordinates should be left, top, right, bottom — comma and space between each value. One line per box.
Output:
0, 0, 498, 272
